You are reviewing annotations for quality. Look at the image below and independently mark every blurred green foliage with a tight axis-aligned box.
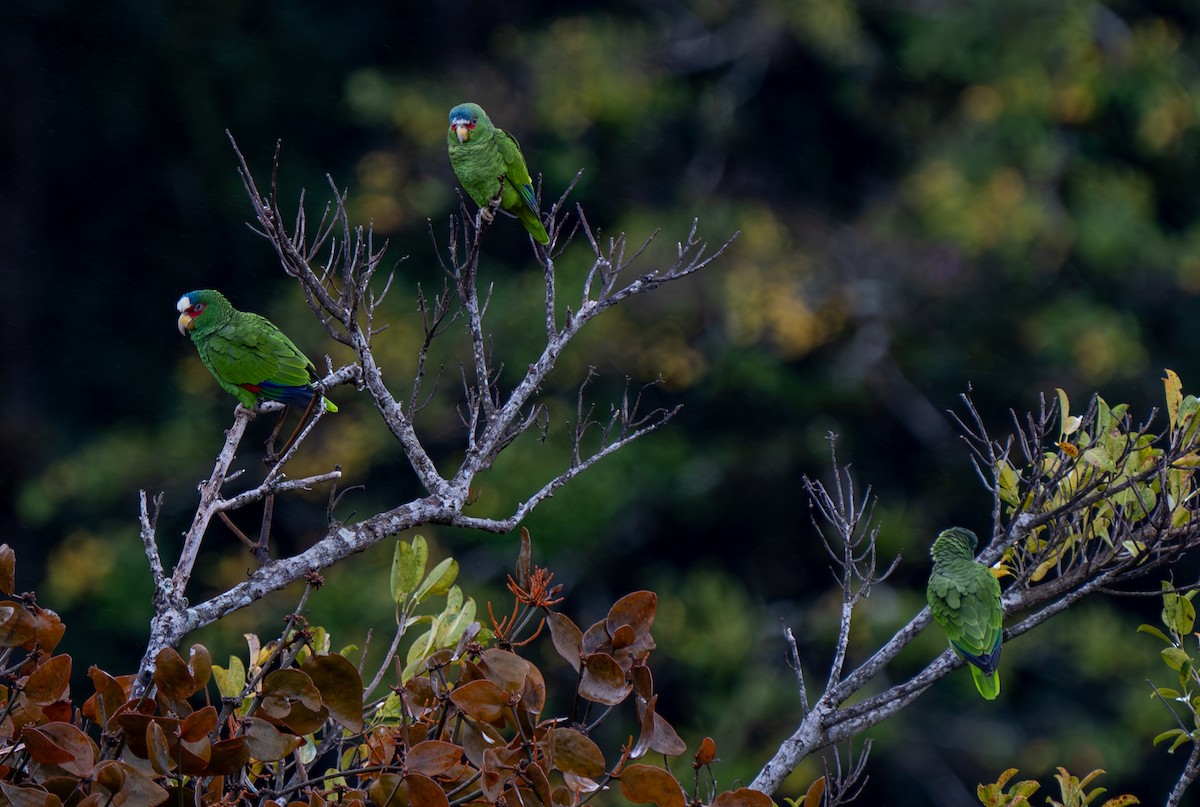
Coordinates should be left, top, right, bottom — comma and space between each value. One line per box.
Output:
9, 0, 1200, 801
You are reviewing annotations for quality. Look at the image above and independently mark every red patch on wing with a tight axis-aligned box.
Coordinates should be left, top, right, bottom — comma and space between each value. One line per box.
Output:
239, 383, 262, 393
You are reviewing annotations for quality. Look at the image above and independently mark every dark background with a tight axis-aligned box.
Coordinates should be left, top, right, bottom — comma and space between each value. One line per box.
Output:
7, 0, 1200, 803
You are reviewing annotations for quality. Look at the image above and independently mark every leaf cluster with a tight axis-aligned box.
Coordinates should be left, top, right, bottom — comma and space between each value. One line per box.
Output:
0, 536, 795, 806
1140, 583, 1200, 755
977, 767, 1138, 807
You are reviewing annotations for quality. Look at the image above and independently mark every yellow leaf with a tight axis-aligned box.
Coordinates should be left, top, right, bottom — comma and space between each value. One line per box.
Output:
1165, 369, 1184, 431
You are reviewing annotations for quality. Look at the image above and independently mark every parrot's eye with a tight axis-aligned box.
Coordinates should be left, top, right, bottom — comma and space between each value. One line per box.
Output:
193, 303, 206, 315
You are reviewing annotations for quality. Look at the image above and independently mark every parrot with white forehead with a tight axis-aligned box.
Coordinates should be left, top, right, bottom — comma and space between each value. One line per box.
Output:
447, 101, 550, 245
177, 289, 337, 413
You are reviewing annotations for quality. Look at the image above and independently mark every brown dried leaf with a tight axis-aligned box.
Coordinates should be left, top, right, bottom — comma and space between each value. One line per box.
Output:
695, 736, 717, 766
243, 716, 303, 762
203, 737, 251, 775
619, 763, 685, 807
650, 711, 687, 757
578, 652, 632, 706
146, 720, 175, 775
515, 527, 532, 590
181, 706, 218, 742
550, 727, 606, 778
610, 624, 636, 650
42, 701, 72, 724
520, 660, 546, 715
480, 647, 529, 693
301, 652, 364, 733
0, 544, 14, 595
31, 607, 65, 655
632, 665, 653, 703
178, 735, 212, 775
154, 647, 196, 701
20, 725, 75, 765
459, 716, 505, 768
24, 655, 71, 706
710, 788, 773, 807
93, 759, 169, 806
262, 669, 321, 712
0, 780, 58, 807
449, 678, 506, 724
580, 619, 611, 656
27, 722, 93, 776
520, 760, 554, 807
366, 773, 404, 807
0, 601, 36, 647
365, 725, 398, 766
481, 747, 517, 802
803, 776, 826, 807
187, 644, 212, 692
404, 675, 436, 710
631, 693, 657, 759
116, 714, 179, 760
607, 591, 657, 636
545, 611, 583, 673
261, 669, 328, 734
82, 668, 129, 729
405, 740, 463, 777
403, 773, 450, 807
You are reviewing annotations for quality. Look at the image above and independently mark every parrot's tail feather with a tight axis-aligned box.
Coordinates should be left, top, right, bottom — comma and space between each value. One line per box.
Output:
257, 380, 318, 409
518, 208, 550, 244
969, 665, 1001, 700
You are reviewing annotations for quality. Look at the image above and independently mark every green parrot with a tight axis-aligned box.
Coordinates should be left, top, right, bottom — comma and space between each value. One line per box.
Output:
926, 527, 1003, 700
177, 289, 337, 413
447, 102, 550, 245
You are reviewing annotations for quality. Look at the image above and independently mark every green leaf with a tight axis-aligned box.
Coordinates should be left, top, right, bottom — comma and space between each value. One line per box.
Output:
1057, 388, 1074, 437
1154, 728, 1186, 747
1162, 647, 1191, 672
434, 597, 476, 648
1163, 592, 1196, 636
1181, 395, 1200, 444
414, 557, 459, 604
212, 656, 247, 700
1169, 731, 1194, 753
1082, 447, 1117, 474
997, 460, 1021, 508
391, 536, 429, 604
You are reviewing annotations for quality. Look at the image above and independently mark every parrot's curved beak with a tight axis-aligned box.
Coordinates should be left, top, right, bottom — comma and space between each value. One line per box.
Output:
451, 118, 471, 143
178, 312, 194, 336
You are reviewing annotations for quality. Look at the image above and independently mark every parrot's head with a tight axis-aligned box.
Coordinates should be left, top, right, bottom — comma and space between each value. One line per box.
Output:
177, 289, 229, 336
930, 526, 979, 562
448, 102, 489, 144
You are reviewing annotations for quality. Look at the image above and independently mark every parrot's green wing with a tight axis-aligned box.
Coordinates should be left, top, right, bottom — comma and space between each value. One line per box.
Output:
201, 315, 335, 412
495, 128, 549, 245
206, 316, 307, 381
495, 129, 537, 214
927, 528, 1003, 700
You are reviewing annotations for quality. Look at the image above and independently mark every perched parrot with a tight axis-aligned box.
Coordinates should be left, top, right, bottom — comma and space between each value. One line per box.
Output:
447, 102, 550, 245
926, 527, 1003, 700
177, 289, 337, 413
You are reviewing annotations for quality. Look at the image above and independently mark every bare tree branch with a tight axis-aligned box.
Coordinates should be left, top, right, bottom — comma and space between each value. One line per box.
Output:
134, 140, 732, 696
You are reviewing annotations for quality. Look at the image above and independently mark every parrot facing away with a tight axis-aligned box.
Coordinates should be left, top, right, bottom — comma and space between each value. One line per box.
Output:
926, 527, 1003, 700
177, 289, 337, 413
447, 102, 550, 245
